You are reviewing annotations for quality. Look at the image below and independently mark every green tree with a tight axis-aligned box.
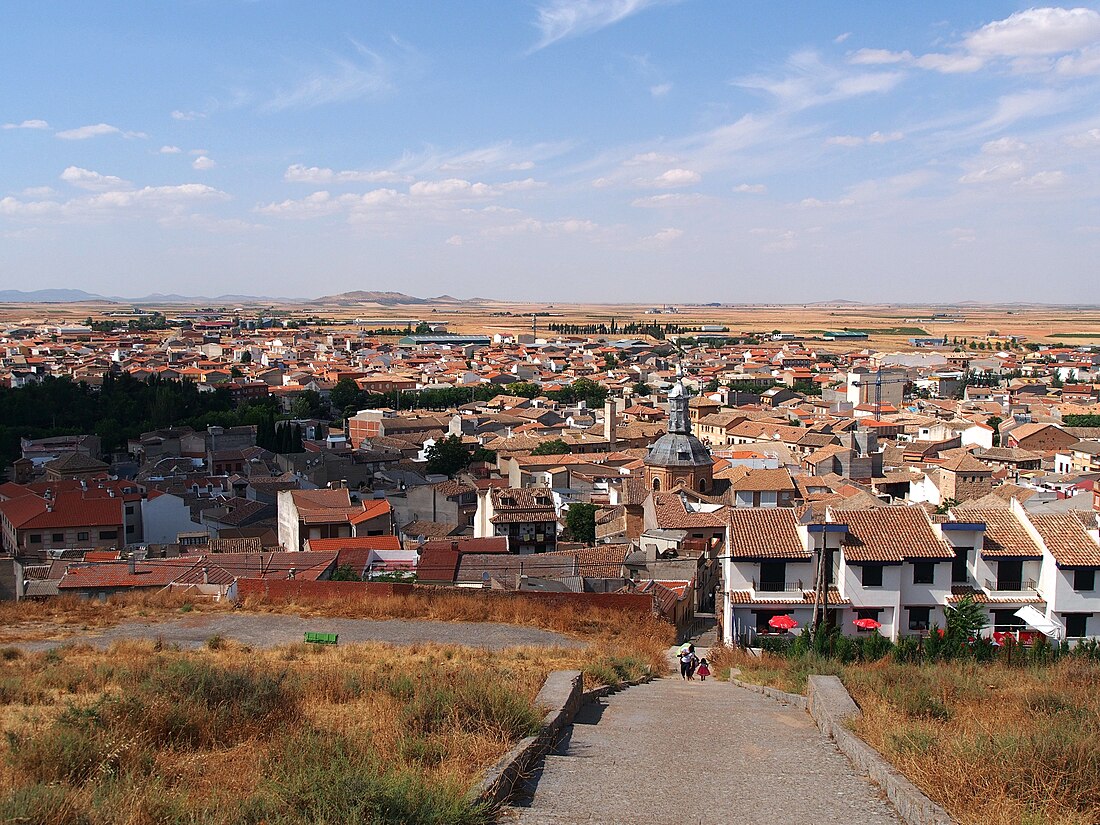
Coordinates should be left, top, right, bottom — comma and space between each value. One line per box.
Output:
565, 503, 597, 544
329, 564, 362, 582
944, 594, 986, 643
987, 416, 1002, 446
503, 381, 541, 398
425, 434, 472, 477
531, 439, 571, 456
239, 351, 252, 364
329, 378, 361, 414
632, 382, 650, 397
934, 497, 961, 515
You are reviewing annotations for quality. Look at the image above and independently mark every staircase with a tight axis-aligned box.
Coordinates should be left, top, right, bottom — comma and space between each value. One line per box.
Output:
679, 611, 718, 647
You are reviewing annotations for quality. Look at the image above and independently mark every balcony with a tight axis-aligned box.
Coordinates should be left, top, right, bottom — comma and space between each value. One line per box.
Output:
984, 578, 1038, 594
752, 579, 804, 594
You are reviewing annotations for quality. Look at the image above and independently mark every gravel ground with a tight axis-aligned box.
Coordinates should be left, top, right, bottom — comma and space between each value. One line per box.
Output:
12, 613, 581, 652
507, 671, 900, 825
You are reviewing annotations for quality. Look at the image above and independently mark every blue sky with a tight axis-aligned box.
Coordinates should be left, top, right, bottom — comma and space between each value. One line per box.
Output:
2, 2, 1100, 303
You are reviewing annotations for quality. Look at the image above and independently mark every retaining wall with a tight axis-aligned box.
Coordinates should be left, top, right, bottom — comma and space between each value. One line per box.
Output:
732, 673, 954, 825
236, 578, 653, 614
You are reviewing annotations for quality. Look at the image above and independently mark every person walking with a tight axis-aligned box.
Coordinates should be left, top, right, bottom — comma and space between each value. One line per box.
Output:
679, 644, 697, 680
686, 644, 699, 680
696, 658, 711, 681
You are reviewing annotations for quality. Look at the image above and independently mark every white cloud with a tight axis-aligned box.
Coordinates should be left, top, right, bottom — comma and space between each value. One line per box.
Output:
592, 177, 614, 188
60, 166, 132, 192
191, 155, 216, 171
498, 178, 548, 191
947, 227, 977, 246
912, 52, 984, 73
799, 196, 854, 208
1014, 170, 1065, 187
982, 137, 1029, 155
737, 50, 902, 111
409, 178, 495, 198
171, 110, 205, 121
256, 191, 342, 217
834, 32, 851, 45
2, 119, 49, 130
508, 161, 536, 171
825, 135, 865, 147
964, 7, 1100, 57
734, 183, 766, 194
446, 234, 464, 246
650, 82, 672, 97
55, 123, 121, 140
624, 151, 680, 166
159, 145, 182, 154
826, 131, 903, 147
642, 227, 683, 246
261, 47, 394, 112
848, 48, 911, 65
651, 168, 701, 187
531, 0, 671, 51
22, 186, 55, 197
1066, 128, 1100, 148
483, 217, 599, 237
631, 193, 705, 207
1055, 46, 1100, 75
284, 164, 407, 184
958, 160, 1025, 184
0, 183, 228, 220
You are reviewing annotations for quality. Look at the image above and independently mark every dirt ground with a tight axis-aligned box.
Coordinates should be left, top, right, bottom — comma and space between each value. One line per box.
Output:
6, 612, 582, 652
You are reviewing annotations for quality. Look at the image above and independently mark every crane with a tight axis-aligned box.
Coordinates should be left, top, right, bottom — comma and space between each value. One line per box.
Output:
852, 371, 909, 416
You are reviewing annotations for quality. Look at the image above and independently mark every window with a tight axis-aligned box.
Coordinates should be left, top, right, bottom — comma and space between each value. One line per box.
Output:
125, 505, 134, 515
77, 532, 89, 541
913, 561, 935, 585
1064, 613, 1089, 638
99, 530, 117, 540
1074, 569, 1095, 592
862, 565, 883, 587
952, 547, 970, 583
52, 533, 63, 543
908, 607, 931, 632
759, 561, 787, 590
126, 525, 134, 535
28, 534, 42, 544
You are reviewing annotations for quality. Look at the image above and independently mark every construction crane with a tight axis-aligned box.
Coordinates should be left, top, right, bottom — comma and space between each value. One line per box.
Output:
852, 371, 909, 416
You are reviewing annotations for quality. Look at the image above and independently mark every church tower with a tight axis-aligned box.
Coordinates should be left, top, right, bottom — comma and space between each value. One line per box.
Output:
644, 381, 714, 493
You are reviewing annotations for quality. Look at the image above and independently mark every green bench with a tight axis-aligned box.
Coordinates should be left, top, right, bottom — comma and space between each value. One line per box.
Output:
304, 631, 339, 645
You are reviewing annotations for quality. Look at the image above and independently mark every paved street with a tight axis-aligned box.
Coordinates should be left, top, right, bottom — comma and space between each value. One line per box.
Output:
508, 673, 900, 825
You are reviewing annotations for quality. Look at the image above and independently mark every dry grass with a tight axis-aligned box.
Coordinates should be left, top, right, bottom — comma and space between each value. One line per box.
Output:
709, 646, 1100, 825
0, 590, 673, 678
0, 593, 672, 823
0, 639, 574, 824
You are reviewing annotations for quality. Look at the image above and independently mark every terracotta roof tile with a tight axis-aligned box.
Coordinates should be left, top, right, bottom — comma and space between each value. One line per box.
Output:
835, 507, 954, 562
728, 509, 809, 559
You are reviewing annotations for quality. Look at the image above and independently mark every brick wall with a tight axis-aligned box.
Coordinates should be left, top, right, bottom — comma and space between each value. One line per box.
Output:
236, 577, 654, 614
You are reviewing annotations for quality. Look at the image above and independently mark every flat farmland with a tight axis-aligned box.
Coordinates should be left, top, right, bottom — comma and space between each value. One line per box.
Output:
5, 299, 1100, 352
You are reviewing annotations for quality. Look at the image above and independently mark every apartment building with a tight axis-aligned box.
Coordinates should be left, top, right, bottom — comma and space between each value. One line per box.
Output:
721, 503, 1100, 644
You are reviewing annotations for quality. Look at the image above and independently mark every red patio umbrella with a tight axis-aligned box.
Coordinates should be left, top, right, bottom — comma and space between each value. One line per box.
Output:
854, 617, 882, 630
768, 614, 798, 631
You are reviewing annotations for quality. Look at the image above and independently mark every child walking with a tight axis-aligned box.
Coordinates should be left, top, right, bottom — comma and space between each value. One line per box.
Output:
696, 658, 711, 681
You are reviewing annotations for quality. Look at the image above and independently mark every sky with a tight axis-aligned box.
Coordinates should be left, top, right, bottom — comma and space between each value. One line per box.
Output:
2, 1, 1100, 303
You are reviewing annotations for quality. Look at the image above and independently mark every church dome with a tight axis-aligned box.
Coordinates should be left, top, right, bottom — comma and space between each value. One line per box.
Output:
644, 379, 713, 469
645, 431, 713, 467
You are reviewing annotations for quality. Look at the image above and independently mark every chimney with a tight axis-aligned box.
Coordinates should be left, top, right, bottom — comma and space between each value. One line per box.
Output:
128, 554, 136, 575
604, 398, 617, 450
202, 567, 209, 584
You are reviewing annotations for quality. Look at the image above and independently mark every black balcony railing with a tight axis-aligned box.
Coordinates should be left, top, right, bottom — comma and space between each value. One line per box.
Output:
985, 578, 1037, 592
753, 579, 803, 592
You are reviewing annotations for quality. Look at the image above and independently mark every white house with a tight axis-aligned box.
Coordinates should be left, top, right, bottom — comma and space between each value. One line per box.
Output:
721, 504, 1100, 645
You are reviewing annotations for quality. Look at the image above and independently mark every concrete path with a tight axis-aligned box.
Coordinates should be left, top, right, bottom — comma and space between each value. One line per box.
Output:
506, 670, 900, 825
10, 613, 581, 652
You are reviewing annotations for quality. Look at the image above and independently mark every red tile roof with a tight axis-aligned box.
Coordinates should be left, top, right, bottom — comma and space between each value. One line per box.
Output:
728, 509, 809, 559
835, 507, 954, 562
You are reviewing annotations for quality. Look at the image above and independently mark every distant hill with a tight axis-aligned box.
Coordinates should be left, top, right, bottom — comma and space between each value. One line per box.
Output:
311, 291, 465, 305
0, 289, 113, 303
126, 293, 293, 304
